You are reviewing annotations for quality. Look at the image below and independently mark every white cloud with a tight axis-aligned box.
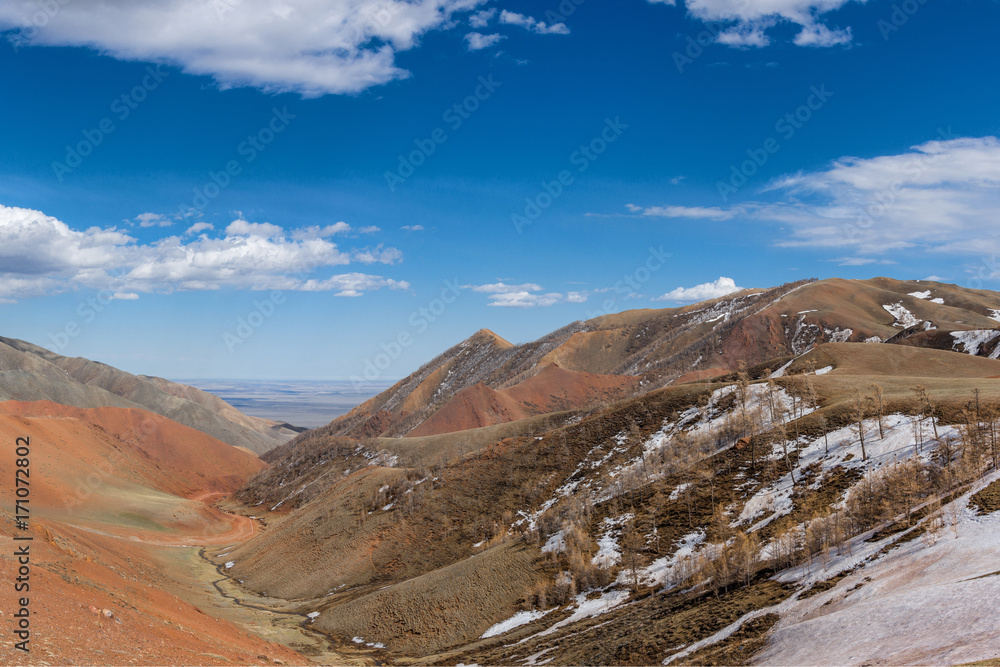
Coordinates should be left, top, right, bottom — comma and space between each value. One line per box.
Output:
401, 225, 425, 231
716, 25, 772, 48
185, 222, 214, 236
300, 273, 409, 298
469, 8, 497, 27
464, 281, 587, 308
626, 203, 736, 221
650, 0, 862, 48
499, 10, 569, 35
226, 219, 285, 239
289, 222, 353, 241
761, 136, 1000, 260
466, 282, 544, 294
793, 23, 852, 47
133, 212, 173, 228
465, 32, 506, 51
654, 277, 744, 303
621, 136, 1000, 274
832, 257, 896, 266
0, 0, 491, 96
0, 205, 408, 301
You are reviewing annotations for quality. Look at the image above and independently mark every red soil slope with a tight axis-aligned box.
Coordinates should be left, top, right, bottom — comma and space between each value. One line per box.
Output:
408, 364, 638, 436
0, 517, 304, 666
0, 401, 304, 665
0, 400, 265, 505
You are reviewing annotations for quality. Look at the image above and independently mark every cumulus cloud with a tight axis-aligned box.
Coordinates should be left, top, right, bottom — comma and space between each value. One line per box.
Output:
401, 225, 425, 231
654, 277, 745, 303
499, 10, 569, 35
0, 205, 408, 301
650, 0, 861, 48
0, 0, 491, 96
465, 32, 506, 50
464, 281, 586, 308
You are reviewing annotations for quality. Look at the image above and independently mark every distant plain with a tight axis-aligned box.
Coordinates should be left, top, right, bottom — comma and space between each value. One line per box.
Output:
176, 379, 392, 428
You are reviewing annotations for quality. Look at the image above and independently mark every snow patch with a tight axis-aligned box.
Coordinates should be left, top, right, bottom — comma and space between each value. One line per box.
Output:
669, 483, 692, 501
883, 303, 920, 328
736, 414, 959, 532
592, 514, 633, 568
628, 531, 706, 588
950, 330, 1000, 356
759, 469, 1000, 666
541, 530, 565, 554
536, 590, 632, 637
480, 609, 555, 639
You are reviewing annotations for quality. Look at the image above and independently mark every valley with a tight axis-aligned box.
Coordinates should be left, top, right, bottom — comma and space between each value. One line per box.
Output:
4, 277, 1000, 665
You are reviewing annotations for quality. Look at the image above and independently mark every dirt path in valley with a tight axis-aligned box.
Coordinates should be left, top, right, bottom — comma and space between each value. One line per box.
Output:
73, 491, 258, 547
73, 490, 368, 664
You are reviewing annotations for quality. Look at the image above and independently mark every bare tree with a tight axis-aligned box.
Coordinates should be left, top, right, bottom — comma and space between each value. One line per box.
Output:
869, 383, 886, 439
851, 389, 869, 462
914, 385, 939, 440
777, 421, 797, 483
815, 412, 831, 456
621, 520, 645, 593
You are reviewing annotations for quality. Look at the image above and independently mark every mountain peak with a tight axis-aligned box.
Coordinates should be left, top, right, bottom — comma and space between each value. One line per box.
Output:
469, 328, 513, 349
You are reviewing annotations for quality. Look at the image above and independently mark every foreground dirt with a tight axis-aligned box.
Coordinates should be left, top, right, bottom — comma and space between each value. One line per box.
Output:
0, 515, 310, 666
0, 401, 340, 665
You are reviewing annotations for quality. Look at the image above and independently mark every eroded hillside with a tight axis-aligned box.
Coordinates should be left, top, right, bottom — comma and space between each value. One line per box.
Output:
321, 278, 1000, 441
231, 337, 1000, 665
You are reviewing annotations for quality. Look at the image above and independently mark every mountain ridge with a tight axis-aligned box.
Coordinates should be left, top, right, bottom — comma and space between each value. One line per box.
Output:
0, 335, 296, 453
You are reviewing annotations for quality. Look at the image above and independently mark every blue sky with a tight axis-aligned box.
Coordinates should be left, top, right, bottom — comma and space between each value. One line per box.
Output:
1, 0, 999, 381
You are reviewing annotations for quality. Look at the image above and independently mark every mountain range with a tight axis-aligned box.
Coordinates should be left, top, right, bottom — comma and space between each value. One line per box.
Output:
4, 276, 1000, 665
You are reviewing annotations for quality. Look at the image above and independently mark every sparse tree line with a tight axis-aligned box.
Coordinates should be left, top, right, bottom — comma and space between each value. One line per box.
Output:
523, 377, 1000, 610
